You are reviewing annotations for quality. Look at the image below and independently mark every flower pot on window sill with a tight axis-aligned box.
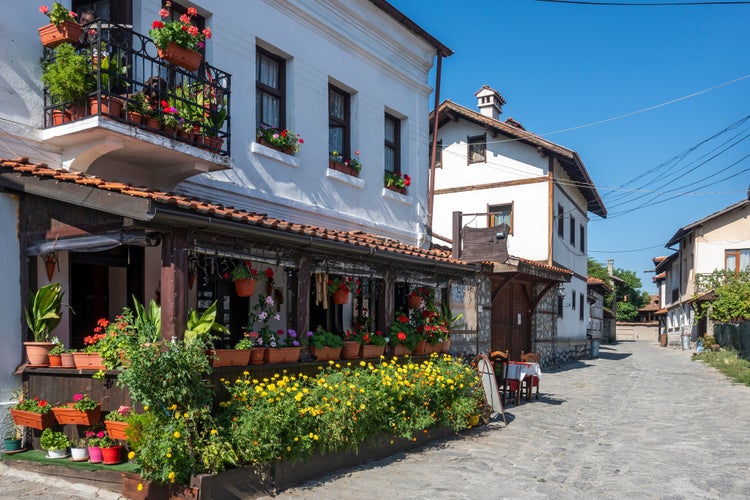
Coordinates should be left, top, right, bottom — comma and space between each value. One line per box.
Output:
156, 42, 202, 71
329, 160, 359, 177
38, 21, 83, 48
258, 137, 294, 155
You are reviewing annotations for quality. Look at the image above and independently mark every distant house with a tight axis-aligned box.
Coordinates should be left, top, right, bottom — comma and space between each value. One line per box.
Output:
587, 277, 612, 350
430, 86, 607, 365
637, 295, 661, 323
656, 196, 750, 345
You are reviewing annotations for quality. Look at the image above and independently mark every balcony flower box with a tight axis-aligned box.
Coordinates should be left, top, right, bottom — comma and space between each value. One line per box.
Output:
329, 160, 359, 178
38, 20, 82, 49
52, 404, 102, 426
209, 349, 251, 367
157, 42, 202, 71
10, 408, 55, 430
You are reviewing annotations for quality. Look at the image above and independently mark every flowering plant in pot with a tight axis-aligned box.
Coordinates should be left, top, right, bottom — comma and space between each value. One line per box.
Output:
150, 2, 211, 51
389, 310, 420, 352
384, 170, 411, 190
227, 260, 258, 297
10, 395, 54, 430
329, 149, 362, 173
327, 276, 357, 304
39, 3, 77, 26
38, 3, 82, 48
256, 125, 304, 154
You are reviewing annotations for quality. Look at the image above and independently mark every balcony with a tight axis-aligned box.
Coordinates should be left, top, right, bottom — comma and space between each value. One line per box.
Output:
40, 20, 231, 189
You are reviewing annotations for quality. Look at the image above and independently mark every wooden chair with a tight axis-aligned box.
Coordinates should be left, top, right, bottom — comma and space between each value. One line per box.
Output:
489, 351, 511, 404
520, 351, 540, 401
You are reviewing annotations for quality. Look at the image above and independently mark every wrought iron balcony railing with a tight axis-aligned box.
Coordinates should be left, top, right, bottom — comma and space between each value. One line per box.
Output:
42, 20, 231, 156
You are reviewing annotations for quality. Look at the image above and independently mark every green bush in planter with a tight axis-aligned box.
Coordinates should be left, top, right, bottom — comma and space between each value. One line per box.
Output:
40, 428, 70, 451
41, 42, 95, 106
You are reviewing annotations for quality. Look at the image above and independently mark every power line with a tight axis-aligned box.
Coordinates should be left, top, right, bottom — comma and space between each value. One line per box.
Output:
537, 1, 750, 6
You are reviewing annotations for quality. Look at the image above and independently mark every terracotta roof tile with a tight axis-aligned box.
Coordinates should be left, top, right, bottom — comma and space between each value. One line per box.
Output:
0, 157, 468, 267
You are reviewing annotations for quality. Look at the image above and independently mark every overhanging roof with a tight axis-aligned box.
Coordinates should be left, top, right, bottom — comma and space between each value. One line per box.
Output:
666, 199, 750, 248
370, 0, 453, 56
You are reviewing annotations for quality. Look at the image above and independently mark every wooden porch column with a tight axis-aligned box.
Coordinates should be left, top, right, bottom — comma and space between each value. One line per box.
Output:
381, 268, 395, 330
296, 256, 312, 336
160, 229, 188, 340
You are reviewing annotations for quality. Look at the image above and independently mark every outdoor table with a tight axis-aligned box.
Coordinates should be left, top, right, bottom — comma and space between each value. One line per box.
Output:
506, 361, 542, 404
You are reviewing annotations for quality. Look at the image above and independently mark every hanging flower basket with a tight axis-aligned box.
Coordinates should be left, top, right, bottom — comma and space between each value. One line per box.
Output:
157, 42, 202, 71
10, 408, 55, 431
234, 278, 256, 297
38, 21, 82, 48
333, 288, 349, 305
52, 404, 101, 426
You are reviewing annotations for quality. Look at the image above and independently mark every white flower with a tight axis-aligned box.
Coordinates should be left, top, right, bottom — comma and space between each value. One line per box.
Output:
274, 314, 281, 321
259, 312, 267, 320
265, 296, 275, 306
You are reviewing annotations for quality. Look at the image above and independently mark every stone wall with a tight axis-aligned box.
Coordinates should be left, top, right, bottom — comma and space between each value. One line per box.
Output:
615, 322, 659, 342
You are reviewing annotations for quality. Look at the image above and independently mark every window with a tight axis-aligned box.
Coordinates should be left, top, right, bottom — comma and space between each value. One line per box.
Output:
467, 134, 486, 164
725, 249, 750, 275
579, 293, 584, 321
580, 224, 585, 252
557, 204, 564, 238
431, 139, 443, 168
572, 292, 576, 310
557, 296, 563, 318
570, 215, 575, 246
256, 47, 285, 129
384, 113, 401, 174
488, 203, 512, 233
329, 85, 350, 158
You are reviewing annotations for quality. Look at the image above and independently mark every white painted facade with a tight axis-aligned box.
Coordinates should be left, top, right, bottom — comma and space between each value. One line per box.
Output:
431, 90, 604, 342
0, 0, 445, 411
660, 199, 750, 340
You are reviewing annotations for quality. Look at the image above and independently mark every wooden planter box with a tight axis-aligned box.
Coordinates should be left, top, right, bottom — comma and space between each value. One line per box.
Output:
9, 408, 55, 430
38, 21, 83, 48
52, 405, 102, 426
105, 420, 130, 441
157, 42, 202, 71
72, 352, 106, 370
328, 160, 359, 177
122, 472, 198, 500
264, 347, 301, 364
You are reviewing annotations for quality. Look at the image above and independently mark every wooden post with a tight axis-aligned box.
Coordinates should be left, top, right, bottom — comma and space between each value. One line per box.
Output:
296, 256, 312, 336
160, 229, 188, 340
381, 268, 395, 330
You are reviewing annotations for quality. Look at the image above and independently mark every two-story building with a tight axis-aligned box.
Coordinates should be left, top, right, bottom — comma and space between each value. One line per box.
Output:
430, 86, 607, 365
0, 1, 489, 411
655, 196, 750, 346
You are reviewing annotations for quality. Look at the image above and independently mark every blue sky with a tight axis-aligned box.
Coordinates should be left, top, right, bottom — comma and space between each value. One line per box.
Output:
390, 0, 750, 292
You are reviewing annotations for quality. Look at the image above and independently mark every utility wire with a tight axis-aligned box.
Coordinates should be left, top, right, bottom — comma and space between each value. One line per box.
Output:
537, 1, 750, 6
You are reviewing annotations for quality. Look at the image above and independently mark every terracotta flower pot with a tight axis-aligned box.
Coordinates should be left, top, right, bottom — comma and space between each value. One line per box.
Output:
210, 349, 251, 367
333, 288, 349, 305
341, 341, 360, 360
48, 354, 62, 367
50, 109, 72, 126
441, 339, 452, 352
407, 295, 421, 309
88, 95, 123, 118
309, 346, 342, 361
157, 42, 202, 71
105, 420, 130, 441
60, 352, 75, 368
10, 408, 55, 430
52, 405, 101, 426
72, 352, 106, 370
359, 344, 385, 359
413, 339, 427, 355
24, 342, 55, 366
328, 160, 358, 177
38, 21, 83, 48
392, 344, 412, 357
234, 278, 256, 297
264, 347, 301, 364
249, 347, 266, 365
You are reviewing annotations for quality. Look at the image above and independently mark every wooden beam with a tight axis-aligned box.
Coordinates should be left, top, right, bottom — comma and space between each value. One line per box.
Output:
160, 229, 187, 340
491, 273, 519, 303
296, 256, 312, 336
434, 176, 548, 196
530, 282, 557, 313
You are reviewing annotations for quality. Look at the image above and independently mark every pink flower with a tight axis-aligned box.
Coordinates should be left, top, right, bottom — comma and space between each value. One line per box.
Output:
187, 7, 198, 17
179, 13, 190, 23
188, 25, 199, 37
118, 405, 130, 415
159, 8, 169, 18
97, 431, 105, 438
202, 27, 212, 39
73, 393, 83, 402
39, 5, 49, 15
355, 150, 360, 156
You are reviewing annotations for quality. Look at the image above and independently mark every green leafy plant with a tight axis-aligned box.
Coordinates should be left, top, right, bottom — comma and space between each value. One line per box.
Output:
257, 126, 304, 153
327, 276, 357, 294
24, 282, 65, 342
48, 337, 65, 355
41, 43, 95, 105
694, 270, 750, 324
244, 294, 280, 347
39, 3, 77, 26
234, 335, 255, 350
308, 327, 343, 349
13, 396, 52, 414
149, 3, 211, 51
40, 428, 70, 451
384, 171, 411, 190
389, 310, 420, 351
72, 393, 99, 411
184, 301, 230, 346
105, 405, 131, 422
84, 429, 116, 448
227, 260, 258, 282
329, 149, 362, 172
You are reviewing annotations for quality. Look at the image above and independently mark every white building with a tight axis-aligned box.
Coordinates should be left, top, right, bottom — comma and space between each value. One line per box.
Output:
430, 86, 607, 364
0, 1, 470, 415
656, 196, 750, 345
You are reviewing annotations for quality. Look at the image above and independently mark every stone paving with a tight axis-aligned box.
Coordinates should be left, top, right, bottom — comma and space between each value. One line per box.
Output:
2, 340, 749, 499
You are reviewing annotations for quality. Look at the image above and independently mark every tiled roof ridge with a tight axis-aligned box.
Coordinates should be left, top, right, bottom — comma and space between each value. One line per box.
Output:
0, 157, 464, 265
517, 257, 572, 275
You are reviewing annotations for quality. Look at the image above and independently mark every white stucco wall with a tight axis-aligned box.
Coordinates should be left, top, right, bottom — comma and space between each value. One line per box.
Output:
0, 193, 22, 407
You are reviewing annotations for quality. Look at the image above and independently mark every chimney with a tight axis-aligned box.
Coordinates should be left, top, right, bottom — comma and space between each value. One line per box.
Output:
474, 85, 506, 120
607, 258, 614, 277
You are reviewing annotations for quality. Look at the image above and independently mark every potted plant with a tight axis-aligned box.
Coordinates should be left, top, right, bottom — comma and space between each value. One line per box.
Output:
201, 96, 227, 151
47, 337, 65, 366
384, 171, 411, 194
327, 276, 357, 305
256, 125, 304, 154
72, 328, 107, 370
228, 260, 258, 297
184, 301, 230, 348
149, 4, 211, 71
85, 429, 106, 463
329, 149, 362, 176
38, 2, 82, 48
23, 282, 66, 366
3, 423, 22, 452
359, 330, 387, 359
389, 310, 419, 355
40, 428, 70, 459
41, 43, 95, 123
209, 334, 252, 368
70, 436, 90, 461
104, 406, 132, 441
264, 328, 302, 364
52, 393, 102, 426
308, 326, 343, 361
10, 395, 54, 430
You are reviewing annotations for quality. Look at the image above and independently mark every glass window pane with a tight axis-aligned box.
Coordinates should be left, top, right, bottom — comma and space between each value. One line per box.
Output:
329, 127, 343, 154
385, 146, 395, 172
329, 90, 344, 120
261, 94, 280, 128
385, 117, 395, 142
741, 250, 750, 272
726, 254, 737, 272
258, 54, 279, 89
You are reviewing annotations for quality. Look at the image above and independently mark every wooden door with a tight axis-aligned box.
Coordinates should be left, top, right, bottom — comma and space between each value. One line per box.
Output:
491, 281, 531, 360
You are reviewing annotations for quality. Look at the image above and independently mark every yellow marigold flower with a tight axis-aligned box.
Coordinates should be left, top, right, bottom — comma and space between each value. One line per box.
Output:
173, 431, 181, 439
313, 434, 319, 440
287, 446, 291, 451
243, 370, 249, 376
166, 453, 172, 458
294, 436, 299, 442
143, 405, 148, 411
169, 404, 177, 411
210, 429, 218, 436
168, 471, 175, 480
137, 483, 143, 491
128, 451, 135, 459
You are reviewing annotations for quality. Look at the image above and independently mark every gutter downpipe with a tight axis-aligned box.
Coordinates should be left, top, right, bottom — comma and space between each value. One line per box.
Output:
427, 50, 444, 238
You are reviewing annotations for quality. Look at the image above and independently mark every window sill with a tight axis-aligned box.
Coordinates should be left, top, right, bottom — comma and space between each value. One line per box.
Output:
251, 141, 300, 168
327, 168, 365, 189
382, 186, 409, 204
